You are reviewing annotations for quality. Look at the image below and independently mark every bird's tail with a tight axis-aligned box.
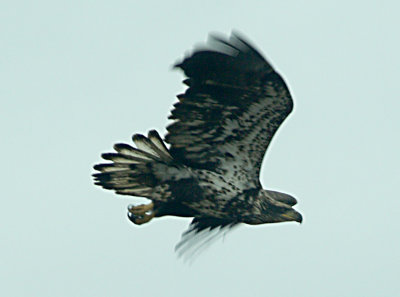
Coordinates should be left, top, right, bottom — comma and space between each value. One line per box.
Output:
93, 130, 174, 198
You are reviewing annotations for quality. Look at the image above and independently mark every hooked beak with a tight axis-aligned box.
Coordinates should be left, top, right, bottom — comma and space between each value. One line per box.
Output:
282, 209, 303, 223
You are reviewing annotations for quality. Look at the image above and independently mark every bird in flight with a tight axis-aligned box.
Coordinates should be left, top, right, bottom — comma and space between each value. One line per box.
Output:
93, 31, 302, 257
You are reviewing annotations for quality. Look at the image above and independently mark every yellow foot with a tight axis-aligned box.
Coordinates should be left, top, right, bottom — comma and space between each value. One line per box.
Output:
132, 212, 155, 225
128, 202, 154, 215
127, 202, 155, 225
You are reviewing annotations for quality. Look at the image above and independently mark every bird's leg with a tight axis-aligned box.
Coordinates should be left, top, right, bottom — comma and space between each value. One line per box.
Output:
128, 202, 155, 225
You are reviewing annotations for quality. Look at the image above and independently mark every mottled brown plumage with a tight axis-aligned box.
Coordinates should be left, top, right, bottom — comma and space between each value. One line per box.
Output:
93, 31, 302, 257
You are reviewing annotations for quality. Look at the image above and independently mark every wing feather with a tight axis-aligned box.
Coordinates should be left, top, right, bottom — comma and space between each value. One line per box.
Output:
175, 217, 237, 260
166, 31, 293, 188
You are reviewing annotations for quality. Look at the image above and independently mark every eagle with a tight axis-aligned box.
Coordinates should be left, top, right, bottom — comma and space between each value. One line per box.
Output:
93, 31, 302, 257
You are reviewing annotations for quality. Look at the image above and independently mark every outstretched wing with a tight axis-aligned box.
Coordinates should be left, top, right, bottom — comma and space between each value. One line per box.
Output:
166, 32, 293, 188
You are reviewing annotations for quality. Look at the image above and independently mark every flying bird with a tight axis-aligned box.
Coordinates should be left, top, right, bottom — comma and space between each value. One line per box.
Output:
93, 31, 302, 256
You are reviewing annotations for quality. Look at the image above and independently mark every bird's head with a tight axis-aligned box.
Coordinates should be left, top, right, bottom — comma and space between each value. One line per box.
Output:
244, 190, 303, 225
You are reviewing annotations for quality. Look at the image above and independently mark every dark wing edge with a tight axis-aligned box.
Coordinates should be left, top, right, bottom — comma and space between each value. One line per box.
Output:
173, 31, 274, 85
175, 217, 238, 261
166, 31, 293, 184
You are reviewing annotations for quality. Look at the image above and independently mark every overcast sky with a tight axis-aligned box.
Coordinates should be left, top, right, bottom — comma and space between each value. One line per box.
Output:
1, 1, 399, 296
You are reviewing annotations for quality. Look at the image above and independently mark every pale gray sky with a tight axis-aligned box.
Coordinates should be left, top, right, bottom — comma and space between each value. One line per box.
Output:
1, 1, 399, 296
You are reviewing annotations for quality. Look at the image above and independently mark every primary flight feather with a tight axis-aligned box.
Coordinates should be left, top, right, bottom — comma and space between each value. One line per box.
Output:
93, 31, 302, 256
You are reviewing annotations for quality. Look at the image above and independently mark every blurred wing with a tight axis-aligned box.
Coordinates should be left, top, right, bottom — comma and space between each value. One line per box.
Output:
166, 32, 293, 188
175, 217, 237, 261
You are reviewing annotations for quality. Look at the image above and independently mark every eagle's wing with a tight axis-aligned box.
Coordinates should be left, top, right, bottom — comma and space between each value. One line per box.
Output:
175, 217, 237, 260
166, 32, 293, 188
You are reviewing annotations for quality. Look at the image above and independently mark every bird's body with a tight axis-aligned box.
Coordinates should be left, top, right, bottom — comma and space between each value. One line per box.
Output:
93, 31, 302, 255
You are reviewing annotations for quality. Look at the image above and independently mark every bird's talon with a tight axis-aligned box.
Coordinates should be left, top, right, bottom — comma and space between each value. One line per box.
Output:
128, 202, 154, 215
129, 212, 155, 225
128, 202, 155, 225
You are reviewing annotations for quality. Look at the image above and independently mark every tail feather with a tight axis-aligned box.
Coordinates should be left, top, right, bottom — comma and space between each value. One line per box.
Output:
101, 152, 147, 164
93, 163, 131, 173
116, 188, 154, 196
132, 132, 173, 162
93, 130, 172, 198
113, 143, 157, 161
148, 130, 172, 156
